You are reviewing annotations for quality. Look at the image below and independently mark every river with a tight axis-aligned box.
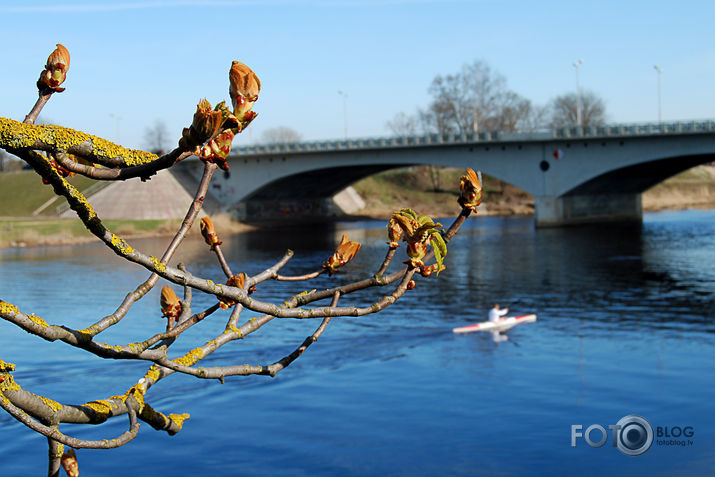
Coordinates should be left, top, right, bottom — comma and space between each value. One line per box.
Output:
1, 209, 713, 476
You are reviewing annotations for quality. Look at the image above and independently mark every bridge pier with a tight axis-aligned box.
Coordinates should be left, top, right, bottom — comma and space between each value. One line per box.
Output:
534, 193, 643, 227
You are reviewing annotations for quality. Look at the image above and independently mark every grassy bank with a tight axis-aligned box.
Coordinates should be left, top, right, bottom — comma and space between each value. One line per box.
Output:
352, 165, 715, 219
0, 170, 99, 217
0, 217, 180, 249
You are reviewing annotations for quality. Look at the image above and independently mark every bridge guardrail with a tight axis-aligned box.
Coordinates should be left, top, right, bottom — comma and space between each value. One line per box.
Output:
233, 120, 715, 157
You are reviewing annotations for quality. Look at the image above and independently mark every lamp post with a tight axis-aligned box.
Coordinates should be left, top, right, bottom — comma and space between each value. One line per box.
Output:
338, 90, 348, 139
654, 64, 663, 126
573, 59, 584, 128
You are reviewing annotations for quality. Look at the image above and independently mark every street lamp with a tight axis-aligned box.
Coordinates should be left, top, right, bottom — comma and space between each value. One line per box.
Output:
654, 64, 663, 126
338, 90, 348, 139
573, 59, 584, 128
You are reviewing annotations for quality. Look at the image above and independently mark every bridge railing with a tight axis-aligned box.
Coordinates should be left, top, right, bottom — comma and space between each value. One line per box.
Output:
553, 120, 715, 138
234, 120, 715, 157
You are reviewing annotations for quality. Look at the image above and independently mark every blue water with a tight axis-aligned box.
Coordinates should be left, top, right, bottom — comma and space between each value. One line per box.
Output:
1, 210, 714, 476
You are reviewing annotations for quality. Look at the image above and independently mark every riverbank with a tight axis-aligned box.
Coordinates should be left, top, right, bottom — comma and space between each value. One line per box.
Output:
351, 165, 715, 219
1, 165, 713, 249
0, 214, 251, 250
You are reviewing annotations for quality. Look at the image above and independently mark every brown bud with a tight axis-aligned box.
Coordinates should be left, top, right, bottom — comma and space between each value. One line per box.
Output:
386, 217, 403, 248
218, 273, 248, 309
200, 217, 222, 250
227, 273, 246, 289
407, 280, 416, 290
160, 286, 182, 320
60, 449, 79, 477
229, 61, 261, 119
186, 99, 223, 148
458, 168, 482, 211
38, 44, 70, 92
322, 234, 361, 276
199, 129, 235, 171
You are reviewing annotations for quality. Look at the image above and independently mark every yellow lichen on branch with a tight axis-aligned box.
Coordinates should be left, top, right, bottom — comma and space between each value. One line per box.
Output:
39, 395, 63, 413
174, 347, 205, 367
0, 301, 20, 315
167, 413, 191, 430
0, 117, 157, 166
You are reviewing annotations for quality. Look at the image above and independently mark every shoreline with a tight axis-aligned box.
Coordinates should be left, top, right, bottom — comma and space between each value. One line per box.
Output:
2, 202, 713, 251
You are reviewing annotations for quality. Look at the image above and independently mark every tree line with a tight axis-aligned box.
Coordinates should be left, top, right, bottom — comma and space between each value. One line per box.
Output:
386, 59, 607, 136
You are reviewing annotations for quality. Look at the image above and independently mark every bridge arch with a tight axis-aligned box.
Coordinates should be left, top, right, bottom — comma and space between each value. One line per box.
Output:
171, 122, 715, 226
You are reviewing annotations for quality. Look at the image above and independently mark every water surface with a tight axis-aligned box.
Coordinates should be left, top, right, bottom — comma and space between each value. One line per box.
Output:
1, 210, 713, 476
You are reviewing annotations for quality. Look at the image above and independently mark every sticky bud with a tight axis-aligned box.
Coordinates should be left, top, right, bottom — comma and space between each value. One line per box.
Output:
322, 234, 361, 276
200, 217, 222, 250
229, 61, 261, 120
38, 44, 70, 92
60, 449, 79, 477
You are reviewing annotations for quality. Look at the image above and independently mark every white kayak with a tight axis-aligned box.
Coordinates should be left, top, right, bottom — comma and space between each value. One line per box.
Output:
452, 314, 537, 334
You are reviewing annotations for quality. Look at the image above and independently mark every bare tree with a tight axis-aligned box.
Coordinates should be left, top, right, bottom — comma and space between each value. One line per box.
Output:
261, 126, 302, 144
420, 60, 533, 135
548, 90, 607, 128
143, 119, 172, 154
385, 112, 420, 136
0, 44, 482, 476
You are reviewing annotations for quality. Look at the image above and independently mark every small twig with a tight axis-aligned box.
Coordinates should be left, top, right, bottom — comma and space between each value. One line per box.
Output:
274, 270, 324, 281
212, 244, 234, 278
24, 92, 53, 125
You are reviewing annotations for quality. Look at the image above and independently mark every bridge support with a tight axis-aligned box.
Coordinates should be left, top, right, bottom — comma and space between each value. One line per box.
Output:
534, 193, 642, 227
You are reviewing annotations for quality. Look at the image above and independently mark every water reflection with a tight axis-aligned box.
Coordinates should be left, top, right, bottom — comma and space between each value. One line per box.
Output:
1, 210, 714, 476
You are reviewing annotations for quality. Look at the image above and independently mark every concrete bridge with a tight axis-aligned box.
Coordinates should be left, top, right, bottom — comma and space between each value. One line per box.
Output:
172, 121, 715, 227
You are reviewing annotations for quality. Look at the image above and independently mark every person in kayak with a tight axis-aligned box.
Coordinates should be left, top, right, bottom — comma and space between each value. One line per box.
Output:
489, 304, 509, 342
489, 303, 509, 322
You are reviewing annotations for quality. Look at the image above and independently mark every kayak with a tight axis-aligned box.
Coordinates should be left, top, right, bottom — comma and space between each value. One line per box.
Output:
452, 314, 537, 334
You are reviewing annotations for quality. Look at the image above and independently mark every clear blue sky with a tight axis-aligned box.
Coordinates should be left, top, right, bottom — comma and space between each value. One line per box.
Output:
1, 0, 713, 150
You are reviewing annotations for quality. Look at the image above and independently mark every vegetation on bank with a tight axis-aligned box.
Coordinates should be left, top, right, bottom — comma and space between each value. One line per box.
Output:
0, 169, 97, 217
0, 217, 179, 249
0, 165, 713, 249
353, 165, 715, 220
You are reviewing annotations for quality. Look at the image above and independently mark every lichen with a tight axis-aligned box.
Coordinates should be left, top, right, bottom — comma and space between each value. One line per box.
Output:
224, 325, 244, 338
174, 347, 205, 367
50, 442, 64, 459
82, 399, 114, 419
77, 325, 99, 338
27, 313, 50, 329
0, 372, 20, 394
127, 342, 143, 354
0, 359, 16, 372
39, 395, 63, 413
143, 365, 161, 383
0, 301, 19, 315
167, 412, 191, 429
111, 233, 135, 255
150, 256, 166, 273
0, 117, 157, 166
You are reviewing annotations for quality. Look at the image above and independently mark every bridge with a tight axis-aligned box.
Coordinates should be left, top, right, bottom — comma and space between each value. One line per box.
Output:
172, 121, 715, 227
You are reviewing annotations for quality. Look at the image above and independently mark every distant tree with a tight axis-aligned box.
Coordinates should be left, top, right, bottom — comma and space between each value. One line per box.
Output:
420, 60, 533, 135
520, 103, 551, 132
143, 119, 171, 154
548, 90, 607, 128
261, 126, 302, 144
385, 112, 419, 136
